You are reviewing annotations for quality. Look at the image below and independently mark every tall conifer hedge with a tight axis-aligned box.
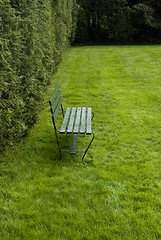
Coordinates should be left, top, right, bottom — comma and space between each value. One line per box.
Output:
0, 0, 78, 153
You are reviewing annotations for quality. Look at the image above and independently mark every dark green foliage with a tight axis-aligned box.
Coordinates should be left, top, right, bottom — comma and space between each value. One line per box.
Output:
108, 4, 159, 43
75, 0, 161, 43
0, 0, 78, 153
75, 0, 128, 43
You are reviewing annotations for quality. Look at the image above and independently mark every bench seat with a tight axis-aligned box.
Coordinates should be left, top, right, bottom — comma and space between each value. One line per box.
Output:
60, 107, 92, 135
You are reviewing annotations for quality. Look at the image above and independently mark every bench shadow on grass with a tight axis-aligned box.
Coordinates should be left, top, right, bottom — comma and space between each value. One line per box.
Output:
40, 132, 94, 166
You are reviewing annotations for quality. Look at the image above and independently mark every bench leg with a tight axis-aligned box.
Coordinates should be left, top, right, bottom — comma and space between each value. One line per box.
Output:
82, 133, 94, 165
54, 128, 62, 160
71, 134, 78, 155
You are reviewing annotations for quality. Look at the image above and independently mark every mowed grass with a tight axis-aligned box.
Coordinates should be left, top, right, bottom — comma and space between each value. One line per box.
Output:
1, 45, 161, 239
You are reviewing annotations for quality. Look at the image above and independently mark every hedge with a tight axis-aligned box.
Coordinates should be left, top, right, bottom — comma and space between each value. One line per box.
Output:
0, 0, 78, 153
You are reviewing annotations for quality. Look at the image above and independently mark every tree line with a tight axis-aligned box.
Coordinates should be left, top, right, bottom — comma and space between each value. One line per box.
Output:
1, 0, 161, 153
75, 0, 161, 43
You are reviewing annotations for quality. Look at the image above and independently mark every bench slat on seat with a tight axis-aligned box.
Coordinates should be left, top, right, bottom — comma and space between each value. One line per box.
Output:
51, 90, 62, 114
73, 108, 81, 134
53, 96, 63, 119
67, 107, 76, 133
80, 107, 86, 134
60, 107, 71, 133
49, 83, 60, 106
86, 107, 92, 134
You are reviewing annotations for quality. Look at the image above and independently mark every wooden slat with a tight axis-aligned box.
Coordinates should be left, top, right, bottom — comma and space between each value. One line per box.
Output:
53, 96, 63, 119
80, 107, 86, 134
67, 107, 76, 133
60, 107, 71, 133
71, 134, 78, 154
86, 107, 92, 134
73, 108, 81, 134
51, 90, 62, 114
49, 83, 60, 106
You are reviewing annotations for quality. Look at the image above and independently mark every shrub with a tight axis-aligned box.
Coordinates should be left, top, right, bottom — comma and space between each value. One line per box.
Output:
0, 0, 78, 153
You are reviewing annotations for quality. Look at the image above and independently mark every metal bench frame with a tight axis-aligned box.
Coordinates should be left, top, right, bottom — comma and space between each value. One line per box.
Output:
49, 83, 94, 165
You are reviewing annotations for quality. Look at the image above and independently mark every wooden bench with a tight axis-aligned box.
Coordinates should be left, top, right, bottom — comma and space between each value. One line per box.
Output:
49, 83, 94, 165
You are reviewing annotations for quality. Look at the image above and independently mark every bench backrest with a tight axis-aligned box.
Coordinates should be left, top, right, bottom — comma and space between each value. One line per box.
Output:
49, 83, 63, 120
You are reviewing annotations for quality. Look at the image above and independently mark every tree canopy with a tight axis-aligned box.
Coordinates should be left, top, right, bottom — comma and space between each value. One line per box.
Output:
75, 0, 161, 43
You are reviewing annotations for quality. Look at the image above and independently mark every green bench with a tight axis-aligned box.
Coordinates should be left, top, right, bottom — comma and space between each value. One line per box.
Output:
49, 83, 94, 165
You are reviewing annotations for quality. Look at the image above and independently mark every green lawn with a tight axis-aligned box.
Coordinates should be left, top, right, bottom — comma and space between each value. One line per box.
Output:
1, 45, 161, 240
